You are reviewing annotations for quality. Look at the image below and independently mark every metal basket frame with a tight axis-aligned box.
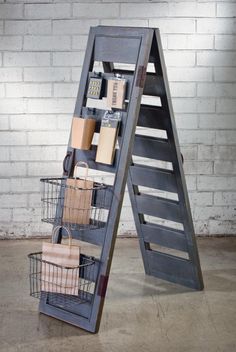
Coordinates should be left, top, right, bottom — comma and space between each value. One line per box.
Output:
40, 177, 109, 231
28, 251, 96, 308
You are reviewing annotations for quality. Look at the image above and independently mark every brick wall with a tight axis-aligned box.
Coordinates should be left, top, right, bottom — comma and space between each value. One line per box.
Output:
0, 0, 235, 238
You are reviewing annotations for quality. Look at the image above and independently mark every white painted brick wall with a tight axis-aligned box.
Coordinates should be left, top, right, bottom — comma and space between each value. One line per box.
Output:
0, 0, 235, 238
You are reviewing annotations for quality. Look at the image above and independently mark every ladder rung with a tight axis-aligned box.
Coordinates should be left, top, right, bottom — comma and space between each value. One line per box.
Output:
71, 226, 106, 247
130, 164, 177, 193
94, 36, 141, 64
93, 186, 113, 210
141, 222, 187, 252
112, 71, 165, 97
113, 69, 134, 75
75, 148, 117, 173
146, 250, 195, 288
39, 296, 93, 322
82, 108, 127, 136
138, 105, 169, 130
143, 74, 165, 96
135, 194, 182, 223
133, 134, 172, 161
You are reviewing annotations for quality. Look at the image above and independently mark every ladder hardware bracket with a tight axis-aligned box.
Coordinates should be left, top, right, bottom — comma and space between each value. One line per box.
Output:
136, 65, 147, 88
98, 275, 109, 298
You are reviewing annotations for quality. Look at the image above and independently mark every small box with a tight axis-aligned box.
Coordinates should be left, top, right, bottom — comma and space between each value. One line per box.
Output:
70, 116, 96, 150
95, 112, 121, 165
87, 76, 105, 99
107, 78, 126, 109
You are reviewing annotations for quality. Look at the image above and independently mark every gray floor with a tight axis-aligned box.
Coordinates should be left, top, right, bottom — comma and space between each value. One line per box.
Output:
0, 237, 236, 352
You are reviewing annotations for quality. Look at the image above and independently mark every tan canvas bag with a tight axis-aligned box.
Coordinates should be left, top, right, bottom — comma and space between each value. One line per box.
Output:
62, 162, 93, 226
70, 116, 96, 150
41, 226, 80, 295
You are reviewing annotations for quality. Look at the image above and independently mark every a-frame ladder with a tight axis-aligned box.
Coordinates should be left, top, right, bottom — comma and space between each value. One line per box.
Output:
39, 26, 203, 333
127, 29, 204, 290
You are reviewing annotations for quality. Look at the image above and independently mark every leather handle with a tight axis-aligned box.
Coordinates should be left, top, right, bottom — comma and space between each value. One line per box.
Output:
63, 151, 72, 175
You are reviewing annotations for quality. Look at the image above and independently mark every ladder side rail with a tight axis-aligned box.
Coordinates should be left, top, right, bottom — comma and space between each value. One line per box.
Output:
89, 29, 154, 333
153, 29, 204, 289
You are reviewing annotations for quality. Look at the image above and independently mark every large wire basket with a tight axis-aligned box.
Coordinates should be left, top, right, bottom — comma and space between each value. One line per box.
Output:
40, 177, 109, 231
28, 252, 96, 308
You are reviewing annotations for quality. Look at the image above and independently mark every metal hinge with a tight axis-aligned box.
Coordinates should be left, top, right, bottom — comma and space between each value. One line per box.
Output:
136, 65, 146, 88
97, 275, 109, 298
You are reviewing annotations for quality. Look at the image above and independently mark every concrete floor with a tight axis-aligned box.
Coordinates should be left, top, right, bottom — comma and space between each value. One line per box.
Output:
0, 237, 236, 352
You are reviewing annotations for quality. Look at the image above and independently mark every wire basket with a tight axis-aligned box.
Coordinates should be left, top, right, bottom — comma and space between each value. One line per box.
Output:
28, 252, 96, 308
40, 177, 109, 231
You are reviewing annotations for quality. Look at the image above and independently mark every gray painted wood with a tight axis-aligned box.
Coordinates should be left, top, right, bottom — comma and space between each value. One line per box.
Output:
130, 164, 177, 193
146, 250, 196, 288
138, 105, 169, 130
141, 222, 188, 252
135, 194, 182, 223
90, 26, 154, 333
127, 28, 204, 291
133, 134, 172, 161
94, 36, 140, 64
153, 29, 204, 289
40, 25, 203, 333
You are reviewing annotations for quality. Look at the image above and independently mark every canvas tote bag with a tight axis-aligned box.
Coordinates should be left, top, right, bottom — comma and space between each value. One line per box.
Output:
62, 162, 93, 226
41, 226, 80, 295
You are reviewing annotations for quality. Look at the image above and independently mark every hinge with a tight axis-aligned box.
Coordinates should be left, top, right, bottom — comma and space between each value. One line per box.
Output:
136, 65, 146, 88
97, 275, 109, 298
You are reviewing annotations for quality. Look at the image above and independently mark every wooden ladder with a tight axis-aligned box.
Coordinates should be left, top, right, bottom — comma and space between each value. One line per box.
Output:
39, 26, 203, 333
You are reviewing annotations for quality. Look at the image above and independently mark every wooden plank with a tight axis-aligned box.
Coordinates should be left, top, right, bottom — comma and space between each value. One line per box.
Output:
133, 134, 172, 162
146, 250, 197, 288
75, 147, 118, 174
89, 26, 154, 333
39, 299, 95, 331
92, 185, 113, 210
81, 108, 127, 135
138, 105, 169, 130
94, 36, 141, 64
96, 25, 151, 37
154, 29, 204, 289
135, 193, 182, 223
143, 74, 165, 96
112, 71, 164, 97
141, 222, 188, 252
70, 226, 106, 247
130, 164, 177, 193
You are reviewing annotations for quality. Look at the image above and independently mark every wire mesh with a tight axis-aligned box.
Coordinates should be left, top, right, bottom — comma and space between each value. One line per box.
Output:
28, 252, 96, 308
40, 177, 109, 231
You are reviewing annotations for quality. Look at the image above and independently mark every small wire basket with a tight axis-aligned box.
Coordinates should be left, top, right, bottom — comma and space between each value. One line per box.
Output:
40, 177, 109, 231
28, 252, 96, 307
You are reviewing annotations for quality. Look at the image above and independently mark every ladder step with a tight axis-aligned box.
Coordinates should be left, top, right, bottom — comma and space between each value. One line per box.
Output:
133, 134, 172, 162
113, 70, 165, 97
93, 185, 113, 210
75, 148, 118, 173
71, 226, 106, 247
143, 74, 165, 96
141, 222, 188, 252
130, 164, 177, 193
135, 194, 182, 223
146, 250, 195, 288
82, 107, 127, 135
138, 105, 169, 130
39, 299, 93, 328
94, 36, 141, 64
